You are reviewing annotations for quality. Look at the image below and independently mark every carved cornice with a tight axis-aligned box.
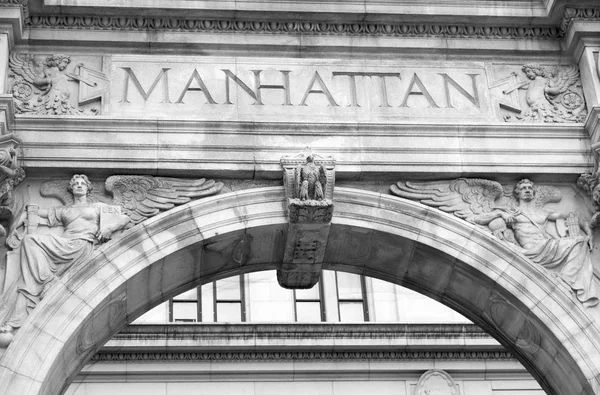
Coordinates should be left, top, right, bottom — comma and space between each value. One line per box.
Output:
560, 8, 600, 33
24, 15, 563, 40
0, 0, 28, 18
91, 350, 515, 363
6, 3, 600, 42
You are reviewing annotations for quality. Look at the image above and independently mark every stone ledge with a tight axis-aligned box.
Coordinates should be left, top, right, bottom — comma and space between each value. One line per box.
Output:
100, 323, 502, 353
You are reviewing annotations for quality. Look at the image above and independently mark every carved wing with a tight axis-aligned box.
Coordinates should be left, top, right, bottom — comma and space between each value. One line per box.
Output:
105, 175, 224, 225
319, 165, 327, 189
390, 178, 504, 220
294, 165, 301, 199
9, 53, 44, 85
546, 65, 579, 102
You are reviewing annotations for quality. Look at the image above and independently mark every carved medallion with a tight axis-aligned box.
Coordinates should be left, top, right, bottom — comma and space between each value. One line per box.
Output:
415, 370, 457, 395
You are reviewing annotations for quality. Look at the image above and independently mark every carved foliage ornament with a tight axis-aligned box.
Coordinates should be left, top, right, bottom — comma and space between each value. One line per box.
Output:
391, 178, 599, 307
8, 53, 109, 116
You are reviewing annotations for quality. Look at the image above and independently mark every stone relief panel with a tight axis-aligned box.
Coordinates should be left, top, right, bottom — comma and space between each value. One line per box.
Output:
391, 178, 598, 307
0, 174, 223, 346
489, 63, 587, 123
415, 369, 457, 395
6, 53, 590, 124
8, 53, 108, 115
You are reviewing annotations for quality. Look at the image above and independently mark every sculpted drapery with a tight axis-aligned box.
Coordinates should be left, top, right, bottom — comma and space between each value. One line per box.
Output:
0, 173, 224, 336
1, 175, 130, 331
391, 178, 599, 307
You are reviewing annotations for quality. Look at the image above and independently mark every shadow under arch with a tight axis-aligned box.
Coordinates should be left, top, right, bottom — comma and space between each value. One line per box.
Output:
0, 187, 599, 395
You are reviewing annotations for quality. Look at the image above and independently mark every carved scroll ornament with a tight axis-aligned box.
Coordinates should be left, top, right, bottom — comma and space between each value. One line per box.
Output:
391, 178, 598, 307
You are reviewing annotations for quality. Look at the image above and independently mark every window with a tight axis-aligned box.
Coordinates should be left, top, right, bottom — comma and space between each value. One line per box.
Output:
214, 275, 245, 322
168, 275, 246, 323
294, 282, 324, 322
169, 288, 199, 322
336, 272, 368, 322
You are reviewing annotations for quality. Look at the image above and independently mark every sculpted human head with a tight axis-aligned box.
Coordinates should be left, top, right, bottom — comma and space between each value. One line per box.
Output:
306, 154, 314, 163
522, 63, 546, 79
45, 55, 71, 71
68, 174, 93, 197
514, 179, 535, 201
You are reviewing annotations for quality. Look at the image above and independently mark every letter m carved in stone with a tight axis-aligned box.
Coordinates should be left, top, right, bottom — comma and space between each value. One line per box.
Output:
120, 67, 171, 103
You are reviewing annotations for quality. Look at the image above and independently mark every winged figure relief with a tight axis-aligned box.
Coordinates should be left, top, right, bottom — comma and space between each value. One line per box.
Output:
40, 175, 224, 227
392, 178, 599, 307
9, 53, 96, 115
504, 63, 586, 123
391, 178, 517, 243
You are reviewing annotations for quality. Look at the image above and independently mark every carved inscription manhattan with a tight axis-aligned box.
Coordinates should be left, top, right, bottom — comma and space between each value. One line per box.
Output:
109, 56, 488, 122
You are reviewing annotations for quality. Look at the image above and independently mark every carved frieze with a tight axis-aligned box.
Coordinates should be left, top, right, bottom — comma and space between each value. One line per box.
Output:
391, 178, 598, 307
24, 14, 563, 40
8, 53, 109, 116
491, 63, 587, 123
279, 150, 335, 289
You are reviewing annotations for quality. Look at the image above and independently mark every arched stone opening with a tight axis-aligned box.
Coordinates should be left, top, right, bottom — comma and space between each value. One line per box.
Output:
0, 187, 598, 395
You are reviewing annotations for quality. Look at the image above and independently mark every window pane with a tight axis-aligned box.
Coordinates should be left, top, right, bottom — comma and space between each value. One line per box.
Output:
173, 288, 197, 301
295, 283, 320, 300
337, 272, 362, 299
339, 302, 364, 322
216, 277, 241, 300
217, 302, 242, 322
296, 301, 321, 322
173, 301, 197, 322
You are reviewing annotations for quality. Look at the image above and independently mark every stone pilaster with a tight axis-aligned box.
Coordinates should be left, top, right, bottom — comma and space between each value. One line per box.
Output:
563, 8, 600, 161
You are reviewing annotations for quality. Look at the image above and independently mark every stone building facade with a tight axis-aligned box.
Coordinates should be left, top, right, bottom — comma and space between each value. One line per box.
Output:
0, 1, 600, 394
